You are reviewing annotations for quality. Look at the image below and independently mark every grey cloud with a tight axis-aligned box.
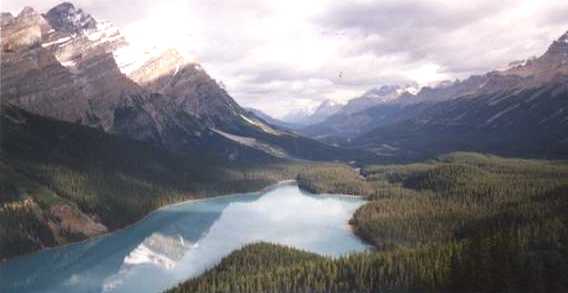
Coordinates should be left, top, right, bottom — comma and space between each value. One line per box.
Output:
315, 1, 518, 75
318, 1, 495, 35
539, 6, 568, 27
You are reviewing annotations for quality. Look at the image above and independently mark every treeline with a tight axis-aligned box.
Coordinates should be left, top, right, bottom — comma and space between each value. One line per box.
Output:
171, 152, 568, 292
167, 242, 459, 293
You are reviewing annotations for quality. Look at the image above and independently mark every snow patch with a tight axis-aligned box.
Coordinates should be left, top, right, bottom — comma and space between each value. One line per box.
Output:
41, 36, 72, 47
112, 45, 165, 76
86, 20, 119, 42
404, 85, 420, 95
60, 59, 77, 68
240, 114, 281, 135
172, 64, 180, 77
486, 104, 520, 124
213, 129, 289, 158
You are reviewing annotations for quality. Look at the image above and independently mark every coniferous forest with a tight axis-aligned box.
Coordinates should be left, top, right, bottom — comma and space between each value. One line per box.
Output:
0, 106, 341, 260
2, 3, 568, 292
169, 152, 568, 293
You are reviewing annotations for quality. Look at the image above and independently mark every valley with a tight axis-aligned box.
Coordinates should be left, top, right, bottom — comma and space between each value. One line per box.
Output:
1, 2, 567, 293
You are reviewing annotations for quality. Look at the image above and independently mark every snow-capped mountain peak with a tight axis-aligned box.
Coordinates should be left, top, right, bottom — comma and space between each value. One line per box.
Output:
363, 82, 420, 100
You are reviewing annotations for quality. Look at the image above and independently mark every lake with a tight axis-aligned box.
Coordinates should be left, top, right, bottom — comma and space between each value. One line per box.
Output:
0, 182, 369, 293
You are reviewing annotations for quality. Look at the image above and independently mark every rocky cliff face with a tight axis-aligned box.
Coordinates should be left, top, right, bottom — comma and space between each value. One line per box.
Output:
1, 6, 90, 122
0, 3, 254, 148
1, 4, 140, 125
2, 3, 355, 162
125, 49, 245, 129
1, 2, 255, 131
504, 31, 568, 83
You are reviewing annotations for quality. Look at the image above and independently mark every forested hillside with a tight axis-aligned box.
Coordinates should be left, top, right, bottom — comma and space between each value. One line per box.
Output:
170, 152, 568, 293
0, 106, 338, 260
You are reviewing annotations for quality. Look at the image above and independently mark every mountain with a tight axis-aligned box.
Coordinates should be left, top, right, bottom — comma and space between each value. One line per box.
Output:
0, 104, 309, 260
0, 3, 366, 162
301, 31, 568, 153
281, 99, 343, 125
280, 108, 314, 125
341, 83, 420, 114
309, 99, 344, 122
349, 31, 568, 160
245, 107, 303, 130
300, 83, 419, 140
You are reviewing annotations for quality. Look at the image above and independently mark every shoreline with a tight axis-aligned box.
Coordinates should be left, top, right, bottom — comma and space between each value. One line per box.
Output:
1, 179, 298, 264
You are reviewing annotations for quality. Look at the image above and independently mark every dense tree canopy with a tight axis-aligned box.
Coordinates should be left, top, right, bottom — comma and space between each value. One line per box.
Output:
170, 152, 568, 293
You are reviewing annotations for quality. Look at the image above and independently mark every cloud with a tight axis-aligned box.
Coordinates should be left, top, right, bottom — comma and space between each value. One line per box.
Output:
3, 0, 568, 117
318, 1, 496, 35
317, 0, 568, 78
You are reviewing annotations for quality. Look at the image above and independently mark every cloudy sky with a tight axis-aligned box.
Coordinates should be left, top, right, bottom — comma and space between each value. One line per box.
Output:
4, 0, 568, 117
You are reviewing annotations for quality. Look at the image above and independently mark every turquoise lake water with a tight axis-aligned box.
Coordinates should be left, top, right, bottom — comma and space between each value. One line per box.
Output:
0, 182, 369, 293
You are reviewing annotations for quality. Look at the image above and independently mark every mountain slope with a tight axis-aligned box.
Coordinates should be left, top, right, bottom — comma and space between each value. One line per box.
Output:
353, 31, 568, 159
0, 104, 329, 260
245, 107, 303, 130
1, 3, 364, 162
354, 78, 568, 161
281, 99, 343, 126
300, 84, 419, 139
303, 32, 568, 143
300, 30, 568, 160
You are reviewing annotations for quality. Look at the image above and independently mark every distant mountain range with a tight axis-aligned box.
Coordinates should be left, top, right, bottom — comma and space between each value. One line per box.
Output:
280, 99, 344, 126
245, 108, 303, 130
299, 83, 420, 139
290, 31, 568, 160
0, 3, 368, 163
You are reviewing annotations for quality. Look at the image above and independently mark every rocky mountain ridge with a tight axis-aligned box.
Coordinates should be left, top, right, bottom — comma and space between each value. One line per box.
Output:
302, 31, 568, 143
1, 2, 359, 162
344, 31, 568, 160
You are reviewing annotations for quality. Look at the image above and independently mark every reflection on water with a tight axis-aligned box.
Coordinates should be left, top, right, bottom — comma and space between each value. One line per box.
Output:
0, 182, 368, 293
122, 233, 187, 270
